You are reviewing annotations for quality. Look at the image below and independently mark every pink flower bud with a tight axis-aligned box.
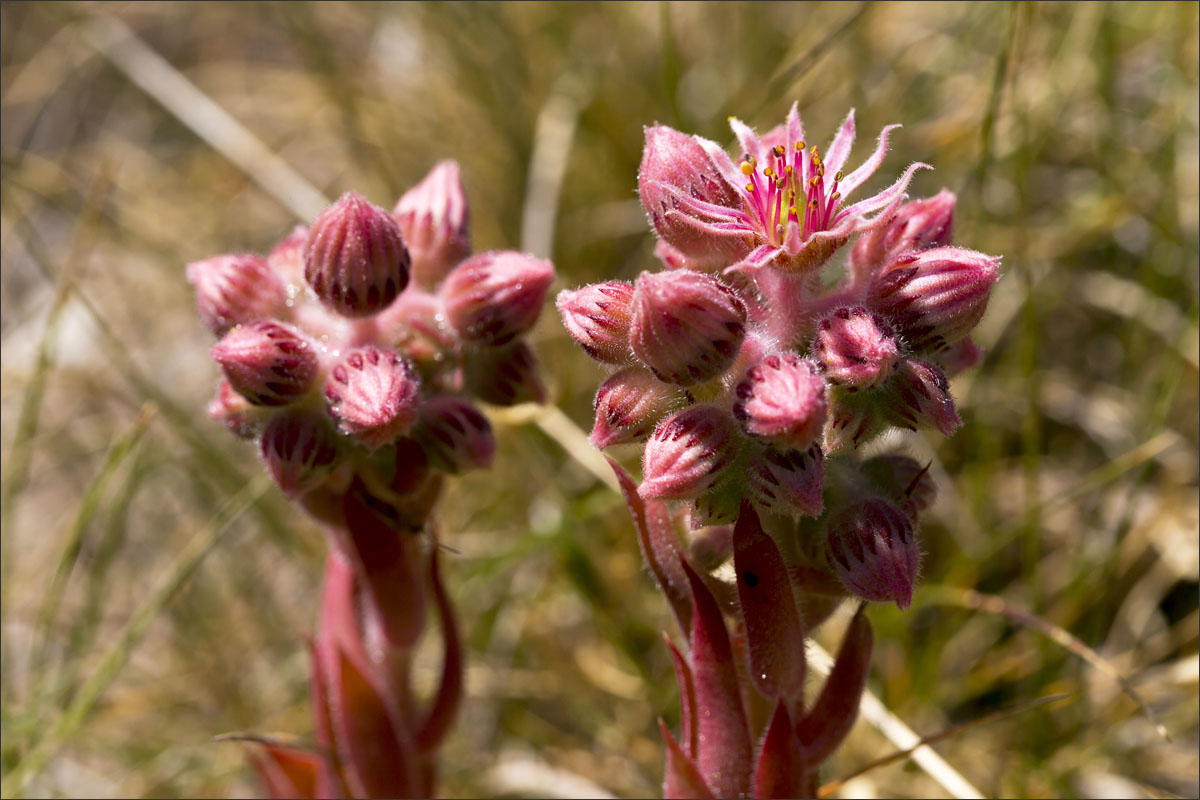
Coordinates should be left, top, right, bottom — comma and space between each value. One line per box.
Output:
629, 270, 747, 386
850, 189, 955, 279
640, 404, 739, 501
824, 389, 888, 453
267, 225, 309, 287
439, 251, 555, 345
589, 367, 677, 448
324, 346, 421, 450
938, 335, 983, 377
414, 396, 495, 473
304, 191, 411, 318
813, 307, 901, 389
888, 358, 962, 436
556, 281, 635, 364
638, 125, 749, 271
186, 253, 287, 336
393, 160, 471, 289
260, 408, 344, 497
860, 454, 936, 522
825, 497, 921, 609
207, 379, 259, 439
868, 246, 1001, 352
688, 523, 734, 571
465, 341, 546, 407
733, 354, 827, 451
210, 321, 318, 407
747, 444, 825, 518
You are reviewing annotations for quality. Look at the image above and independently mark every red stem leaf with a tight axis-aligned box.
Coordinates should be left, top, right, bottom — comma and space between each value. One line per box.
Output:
754, 701, 809, 799
665, 633, 698, 758
415, 546, 464, 753
732, 504, 807, 705
796, 604, 874, 765
660, 719, 715, 799
682, 560, 753, 799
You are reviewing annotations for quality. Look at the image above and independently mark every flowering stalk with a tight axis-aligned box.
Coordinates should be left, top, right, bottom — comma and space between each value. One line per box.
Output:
189, 163, 554, 798
560, 104, 1000, 797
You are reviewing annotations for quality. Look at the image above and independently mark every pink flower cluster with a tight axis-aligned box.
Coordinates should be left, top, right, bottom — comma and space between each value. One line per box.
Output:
188, 162, 555, 798
559, 105, 1000, 797
189, 161, 554, 508
558, 104, 999, 611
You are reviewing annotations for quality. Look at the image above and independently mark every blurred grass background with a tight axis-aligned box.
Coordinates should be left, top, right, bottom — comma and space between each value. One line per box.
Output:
2, 2, 1197, 797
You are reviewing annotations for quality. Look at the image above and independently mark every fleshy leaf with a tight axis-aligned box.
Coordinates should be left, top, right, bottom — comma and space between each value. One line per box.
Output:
754, 701, 809, 800
733, 504, 807, 704
665, 634, 698, 758
329, 645, 419, 798
683, 560, 753, 799
340, 483, 427, 651
796, 604, 873, 764
416, 547, 464, 753
660, 719, 715, 799
609, 457, 692, 632
249, 744, 329, 800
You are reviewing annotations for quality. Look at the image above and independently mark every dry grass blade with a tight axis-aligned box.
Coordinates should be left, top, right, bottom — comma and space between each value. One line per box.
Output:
79, 13, 329, 220
805, 641, 987, 800
924, 586, 1172, 742
31, 404, 156, 677
1, 474, 273, 797
817, 693, 1071, 798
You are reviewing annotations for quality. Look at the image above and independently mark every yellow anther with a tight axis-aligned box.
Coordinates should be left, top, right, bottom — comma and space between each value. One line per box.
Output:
784, 165, 793, 175
745, 183, 755, 193
809, 199, 819, 210
763, 167, 775, 178
830, 192, 841, 204
773, 145, 785, 157
835, 171, 844, 183
740, 162, 755, 176
813, 155, 823, 169
795, 140, 806, 151
789, 205, 798, 217
810, 145, 820, 157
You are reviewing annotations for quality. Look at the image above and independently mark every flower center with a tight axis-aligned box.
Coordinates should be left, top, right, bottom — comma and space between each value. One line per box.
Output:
739, 142, 843, 247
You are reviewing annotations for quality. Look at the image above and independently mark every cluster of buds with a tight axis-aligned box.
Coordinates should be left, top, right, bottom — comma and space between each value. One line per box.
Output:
559, 104, 999, 796
189, 161, 555, 798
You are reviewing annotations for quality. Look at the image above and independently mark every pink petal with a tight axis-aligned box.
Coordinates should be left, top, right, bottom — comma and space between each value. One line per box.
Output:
837, 161, 932, 222
694, 134, 745, 193
729, 116, 763, 162
824, 108, 857, 179
840, 124, 902, 196
785, 102, 807, 157
655, 181, 748, 222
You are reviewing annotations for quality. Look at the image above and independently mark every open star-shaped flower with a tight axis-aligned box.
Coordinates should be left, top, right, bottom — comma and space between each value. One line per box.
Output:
640, 103, 930, 275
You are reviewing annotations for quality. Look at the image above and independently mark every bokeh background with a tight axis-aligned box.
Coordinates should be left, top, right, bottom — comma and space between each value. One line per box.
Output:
2, 2, 1197, 798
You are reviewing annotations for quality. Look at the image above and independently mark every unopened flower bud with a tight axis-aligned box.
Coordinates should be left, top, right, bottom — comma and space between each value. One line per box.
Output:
825, 497, 921, 609
186, 254, 287, 336
325, 346, 421, 450
859, 454, 936, 521
207, 379, 259, 439
589, 367, 677, 448
267, 225, 309, 287
747, 444, 825, 518
393, 160, 471, 289
440, 251, 555, 345
260, 408, 344, 497
937, 335, 983, 378
851, 189, 955, 279
813, 307, 900, 389
629, 270, 746, 386
465, 341, 545, 407
638, 125, 749, 271
690, 483, 741, 528
640, 404, 739, 500
887, 359, 962, 436
688, 523, 733, 571
211, 321, 318, 407
556, 281, 635, 364
733, 354, 827, 451
304, 191, 411, 317
414, 396, 495, 473
868, 247, 1000, 352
